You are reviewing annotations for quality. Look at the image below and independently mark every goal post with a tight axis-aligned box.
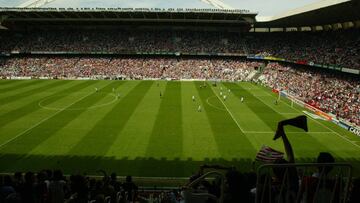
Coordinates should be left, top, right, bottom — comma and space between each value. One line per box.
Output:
277, 90, 332, 120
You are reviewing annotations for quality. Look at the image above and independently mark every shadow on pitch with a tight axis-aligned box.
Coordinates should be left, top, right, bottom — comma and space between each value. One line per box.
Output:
0, 153, 359, 177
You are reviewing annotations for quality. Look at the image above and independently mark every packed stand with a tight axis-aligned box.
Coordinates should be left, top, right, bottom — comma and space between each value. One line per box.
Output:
261, 62, 360, 125
245, 29, 360, 69
0, 170, 141, 203
0, 30, 245, 55
0, 57, 261, 81
1, 29, 359, 69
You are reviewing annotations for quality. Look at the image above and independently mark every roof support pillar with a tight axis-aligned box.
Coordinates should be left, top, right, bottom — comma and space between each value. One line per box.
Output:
311, 26, 317, 31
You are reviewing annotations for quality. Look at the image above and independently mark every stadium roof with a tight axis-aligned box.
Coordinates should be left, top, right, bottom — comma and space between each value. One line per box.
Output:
0, 0, 359, 29
256, 0, 360, 27
0, 7, 255, 30
0, 0, 326, 17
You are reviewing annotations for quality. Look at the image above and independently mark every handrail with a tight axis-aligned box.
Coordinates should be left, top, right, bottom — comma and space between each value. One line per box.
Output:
256, 163, 353, 203
183, 171, 225, 203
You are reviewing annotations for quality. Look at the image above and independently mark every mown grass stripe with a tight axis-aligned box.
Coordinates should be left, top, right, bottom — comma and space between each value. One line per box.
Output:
0, 80, 93, 128
0, 80, 15, 85
0, 80, 359, 177
196, 82, 256, 167
60, 81, 153, 171
0, 80, 43, 94
0, 80, 32, 90
180, 82, 221, 160
67, 81, 152, 155
5, 81, 126, 170
0, 80, 28, 88
143, 81, 184, 176
146, 81, 183, 157
0, 80, 68, 107
0, 81, 117, 171
106, 81, 163, 158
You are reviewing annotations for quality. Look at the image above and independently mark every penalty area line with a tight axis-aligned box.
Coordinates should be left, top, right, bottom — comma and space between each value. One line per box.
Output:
210, 84, 245, 133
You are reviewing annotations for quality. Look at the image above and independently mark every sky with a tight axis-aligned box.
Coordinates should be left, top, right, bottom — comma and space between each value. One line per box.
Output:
0, 0, 324, 17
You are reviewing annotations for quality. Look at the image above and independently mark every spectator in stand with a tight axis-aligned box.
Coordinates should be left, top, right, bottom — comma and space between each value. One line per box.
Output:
0, 57, 260, 81
298, 152, 339, 203
224, 169, 253, 202
1, 29, 358, 69
122, 176, 138, 202
0, 175, 16, 201
109, 172, 121, 192
261, 62, 360, 126
19, 172, 36, 203
12, 172, 23, 193
48, 170, 67, 203
349, 177, 360, 203
68, 174, 88, 203
35, 171, 48, 203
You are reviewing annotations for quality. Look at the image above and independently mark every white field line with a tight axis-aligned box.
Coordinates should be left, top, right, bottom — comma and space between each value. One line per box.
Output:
38, 93, 117, 111
256, 84, 360, 149
250, 90, 298, 115
210, 85, 245, 133
243, 131, 336, 134
0, 89, 97, 149
206, 96, 226, 111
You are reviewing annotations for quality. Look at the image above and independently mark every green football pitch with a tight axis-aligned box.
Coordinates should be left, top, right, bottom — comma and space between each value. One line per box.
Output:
0, 79, 359, 177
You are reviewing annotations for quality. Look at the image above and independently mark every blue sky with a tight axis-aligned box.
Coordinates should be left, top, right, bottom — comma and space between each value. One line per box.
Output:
0, 0, 321, 16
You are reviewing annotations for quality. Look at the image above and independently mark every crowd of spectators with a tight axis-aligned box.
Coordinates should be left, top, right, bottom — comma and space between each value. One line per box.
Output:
0, 166, 255, 203
0, 30, 244, 55
246, 29, 360, 69
261, 62, 360, 125
0, 29, 359, 69
0, 164, 359, 203
0, 57, 261, 81
0, 169, 144, 203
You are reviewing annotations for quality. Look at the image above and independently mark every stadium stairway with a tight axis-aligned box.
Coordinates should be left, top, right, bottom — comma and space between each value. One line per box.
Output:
251, 67, 266, 81
245, 70, 259, 81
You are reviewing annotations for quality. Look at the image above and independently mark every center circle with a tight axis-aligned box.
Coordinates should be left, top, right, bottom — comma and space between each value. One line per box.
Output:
39, 92, 117, 111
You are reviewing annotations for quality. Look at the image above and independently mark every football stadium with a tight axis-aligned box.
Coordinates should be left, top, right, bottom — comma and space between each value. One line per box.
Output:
0, 0, 359, 202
